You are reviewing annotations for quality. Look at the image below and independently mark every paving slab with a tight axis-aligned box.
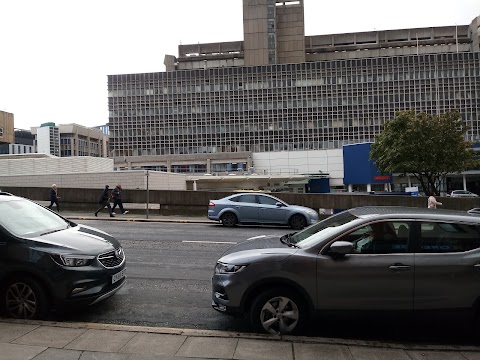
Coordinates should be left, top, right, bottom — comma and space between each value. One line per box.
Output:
462, 352, 480, 360
406, 350, 469, 360
119, 333, 187, 357
176, 336, 237, 359
13, 325, 86, 348
0, 322, 39, 343
32, 348, 82, 360
294, 343, 354, 360
65, 329, 136, 352
348, 346, 412, 360
79, 352, 130, 360
233, 338, 293, 360
0, 342, 46, 360
127, 354, 223, 360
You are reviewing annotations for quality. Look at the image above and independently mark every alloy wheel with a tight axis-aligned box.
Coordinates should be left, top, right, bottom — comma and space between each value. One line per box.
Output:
6, 282, 38, 319
260, 296, 299, 334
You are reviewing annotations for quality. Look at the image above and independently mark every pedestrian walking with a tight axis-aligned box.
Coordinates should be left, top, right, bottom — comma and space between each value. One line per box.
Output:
94, 185, 115, 217
47, 184, 60, 212
428, 195, 442, 209
111, 184, 129, 215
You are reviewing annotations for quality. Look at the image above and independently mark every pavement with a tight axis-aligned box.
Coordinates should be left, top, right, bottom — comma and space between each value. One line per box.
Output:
3, 208, 480, 359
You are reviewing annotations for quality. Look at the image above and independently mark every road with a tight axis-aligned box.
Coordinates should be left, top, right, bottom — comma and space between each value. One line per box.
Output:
57, 220, 475, 344
59, 220, 286, 333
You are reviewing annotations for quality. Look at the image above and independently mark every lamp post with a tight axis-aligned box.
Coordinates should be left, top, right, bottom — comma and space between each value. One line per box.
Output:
146, 170, 149, 219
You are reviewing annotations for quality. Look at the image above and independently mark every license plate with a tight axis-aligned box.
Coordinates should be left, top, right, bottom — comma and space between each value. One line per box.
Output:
112, 268, 126, 284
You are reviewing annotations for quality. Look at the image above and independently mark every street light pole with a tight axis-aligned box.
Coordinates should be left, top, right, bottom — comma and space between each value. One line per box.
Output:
146, 170, 149, 219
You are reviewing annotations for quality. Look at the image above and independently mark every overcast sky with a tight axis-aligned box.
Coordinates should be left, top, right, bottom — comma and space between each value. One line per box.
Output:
1, 0, 479, 131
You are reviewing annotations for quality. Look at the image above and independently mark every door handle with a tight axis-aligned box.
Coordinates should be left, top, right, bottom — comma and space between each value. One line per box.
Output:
474, 264, 480, 269
389, 264, 411, 271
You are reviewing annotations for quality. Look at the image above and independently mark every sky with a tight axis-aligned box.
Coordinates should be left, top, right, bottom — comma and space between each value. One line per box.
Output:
1, 0, 480, 131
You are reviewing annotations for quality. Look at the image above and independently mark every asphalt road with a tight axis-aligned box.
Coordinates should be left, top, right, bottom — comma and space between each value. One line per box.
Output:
55, 220, 476, 344
58, 220, 287, 333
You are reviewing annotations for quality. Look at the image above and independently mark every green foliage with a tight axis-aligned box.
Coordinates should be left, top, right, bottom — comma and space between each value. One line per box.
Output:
370, 110, 479, 196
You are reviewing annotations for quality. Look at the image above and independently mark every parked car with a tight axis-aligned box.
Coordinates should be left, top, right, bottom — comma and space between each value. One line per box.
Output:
208, 193, 319, 229
448, 190, 479, 198
212, 206, 480, 335
0, 192, 126, 319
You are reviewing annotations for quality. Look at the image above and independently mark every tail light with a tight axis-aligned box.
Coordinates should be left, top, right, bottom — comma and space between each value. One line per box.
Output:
209, 202, 215, 207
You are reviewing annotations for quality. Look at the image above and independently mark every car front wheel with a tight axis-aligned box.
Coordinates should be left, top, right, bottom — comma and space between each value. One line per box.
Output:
220, 212, 238, 227
2, 277, 48, 319
250, 288, 306, 335
289, 214, 307, 230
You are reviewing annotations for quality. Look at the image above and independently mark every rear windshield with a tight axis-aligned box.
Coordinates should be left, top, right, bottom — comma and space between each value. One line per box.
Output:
0, 199, 69, 237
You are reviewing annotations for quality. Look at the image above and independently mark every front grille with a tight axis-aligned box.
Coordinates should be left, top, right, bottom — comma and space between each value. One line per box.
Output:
98, 247, 125, 268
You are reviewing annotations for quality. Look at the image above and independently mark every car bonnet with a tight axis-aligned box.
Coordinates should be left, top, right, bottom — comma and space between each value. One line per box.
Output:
28, 224, 120, 255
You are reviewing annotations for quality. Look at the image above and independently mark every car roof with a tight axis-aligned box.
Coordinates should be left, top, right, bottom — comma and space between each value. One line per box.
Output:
347, 206, 480, 223
228, 192, 273, 197
0, 192, 19, 202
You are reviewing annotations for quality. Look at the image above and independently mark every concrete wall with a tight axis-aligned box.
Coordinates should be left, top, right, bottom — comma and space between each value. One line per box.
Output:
243, 0, 269, 66
0, 156, 113, 176
2, 188, 479, 215
0, 170, 187, 191
276, 0, 305, 64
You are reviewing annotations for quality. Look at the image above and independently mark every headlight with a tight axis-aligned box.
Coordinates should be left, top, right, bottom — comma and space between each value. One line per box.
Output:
214, 262, 247, 274
50, 254, 95, 267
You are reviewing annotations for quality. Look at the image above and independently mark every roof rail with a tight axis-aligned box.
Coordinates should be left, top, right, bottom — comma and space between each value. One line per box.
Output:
0, 192, 13, 196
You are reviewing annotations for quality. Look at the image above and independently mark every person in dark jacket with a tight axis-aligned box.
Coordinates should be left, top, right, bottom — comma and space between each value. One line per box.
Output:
47, 184, 60, 212
94, 185, 115, 217
111, 184, 128, 215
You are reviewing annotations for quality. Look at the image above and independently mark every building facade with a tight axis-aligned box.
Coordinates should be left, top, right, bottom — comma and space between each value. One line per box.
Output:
0, 128, 35, 155
0, 111, 14, 146
31, 123, 110, 158
108, 0, 480, 184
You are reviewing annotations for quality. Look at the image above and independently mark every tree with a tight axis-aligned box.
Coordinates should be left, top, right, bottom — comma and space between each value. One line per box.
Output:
370, 110, 479, 196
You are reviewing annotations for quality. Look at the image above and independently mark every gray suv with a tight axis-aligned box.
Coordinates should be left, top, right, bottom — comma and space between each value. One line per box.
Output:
212, 206, 480, 335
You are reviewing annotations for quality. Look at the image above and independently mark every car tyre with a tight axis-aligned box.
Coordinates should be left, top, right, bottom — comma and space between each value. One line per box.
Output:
220, 212, 238, 227
2, 276, 48, 320
289, 214, 307, 230
250, 287, 306, 335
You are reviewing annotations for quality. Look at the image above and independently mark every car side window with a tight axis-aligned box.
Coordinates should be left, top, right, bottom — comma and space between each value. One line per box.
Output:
229, 196, 240, 202
339, 221, 410, 254
258, 196, 279, 206
417, 222, 480, 253
238, 194, 258, 204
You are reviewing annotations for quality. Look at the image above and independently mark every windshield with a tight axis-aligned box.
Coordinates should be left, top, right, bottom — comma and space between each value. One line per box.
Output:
292, 210, 358, 246
0, 199, 70, 237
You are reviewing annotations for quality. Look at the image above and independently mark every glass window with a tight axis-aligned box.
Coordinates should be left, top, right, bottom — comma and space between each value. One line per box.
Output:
0, 198, 70, 237
417, 222, 480, 253
258, 195, 280, 206
238, 194, 257, 204
343, 221, 410, 254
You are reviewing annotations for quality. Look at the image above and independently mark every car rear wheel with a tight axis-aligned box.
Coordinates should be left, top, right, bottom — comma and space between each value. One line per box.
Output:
221, 212, 238, 227
2, 277, 48, 319
289, 214, 307, 230
250, 288, 306, 335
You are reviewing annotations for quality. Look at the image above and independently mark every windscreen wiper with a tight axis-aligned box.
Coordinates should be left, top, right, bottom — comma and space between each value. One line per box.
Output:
40, 227, 66, 236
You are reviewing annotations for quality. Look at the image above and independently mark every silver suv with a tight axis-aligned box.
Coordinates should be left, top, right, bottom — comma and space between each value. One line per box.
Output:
212, 206, 480, 335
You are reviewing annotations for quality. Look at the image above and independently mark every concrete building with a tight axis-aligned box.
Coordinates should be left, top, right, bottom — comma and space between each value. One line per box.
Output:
0, 129, 35, 155
31, 123, 110, 158
108, 0, 480, 190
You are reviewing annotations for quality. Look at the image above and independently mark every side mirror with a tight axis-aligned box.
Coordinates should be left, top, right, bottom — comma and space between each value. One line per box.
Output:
329, 241, 354, 256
